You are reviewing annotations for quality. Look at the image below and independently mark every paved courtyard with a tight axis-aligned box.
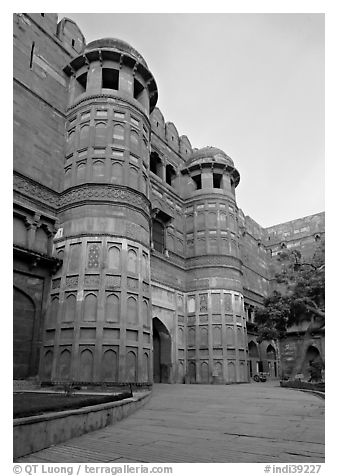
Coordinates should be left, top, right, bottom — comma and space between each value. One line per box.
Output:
16, 382, 324, 463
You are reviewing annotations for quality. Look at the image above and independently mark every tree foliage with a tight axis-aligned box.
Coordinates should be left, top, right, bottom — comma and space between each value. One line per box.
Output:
255, 240, 325, 342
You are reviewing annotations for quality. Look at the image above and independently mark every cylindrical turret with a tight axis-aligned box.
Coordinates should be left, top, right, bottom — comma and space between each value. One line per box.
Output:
40, 38, 158, 384
182, 147, 248, 384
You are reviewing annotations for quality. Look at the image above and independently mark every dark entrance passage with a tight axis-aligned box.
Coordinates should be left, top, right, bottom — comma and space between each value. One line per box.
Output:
13, 287, 36, 379
153, 317, 172, 383
248, 341, 259, 378
302, 345, 323, 380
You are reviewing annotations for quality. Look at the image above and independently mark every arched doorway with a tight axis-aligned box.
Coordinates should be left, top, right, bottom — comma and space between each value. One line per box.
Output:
248, 341, 259, 378
153, 317, 172, 383
13, 287, 36, 379
302, 345, 323, 381
266, 344, 278, 378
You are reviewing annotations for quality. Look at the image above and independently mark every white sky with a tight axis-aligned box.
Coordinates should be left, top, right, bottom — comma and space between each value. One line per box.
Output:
60, 13, 324, 228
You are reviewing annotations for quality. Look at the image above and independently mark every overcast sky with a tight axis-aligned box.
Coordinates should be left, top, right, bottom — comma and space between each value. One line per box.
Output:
59, 13, 324, 228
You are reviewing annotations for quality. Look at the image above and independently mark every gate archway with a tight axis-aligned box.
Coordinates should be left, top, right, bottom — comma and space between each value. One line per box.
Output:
302, 345, 323, 380
13, 287, 36, 379
248, 340, 259, 377
153, 317, 172, 383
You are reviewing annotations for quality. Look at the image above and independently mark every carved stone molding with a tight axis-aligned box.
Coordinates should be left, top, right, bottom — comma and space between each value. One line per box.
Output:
14, 172, 59, 210
186, 255, 242, 269
59, 184, 150, 215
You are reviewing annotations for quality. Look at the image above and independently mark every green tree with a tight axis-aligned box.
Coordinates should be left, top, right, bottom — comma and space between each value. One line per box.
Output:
255, 240, 325, 343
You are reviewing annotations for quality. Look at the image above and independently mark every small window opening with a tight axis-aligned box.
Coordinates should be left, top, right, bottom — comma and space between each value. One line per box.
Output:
134, 78, 144, 100
166, 164, 176, 186
150, 152, 162, 177
102, 68, 119, 90
71, 39, 75, 48
152, 219, 165, 253
29, 42, 35, 69
75, 72, 88, 96
213, 173, 223, 189
192, 174, 202, 190
315, 234, 321, 242
40, 13, 45, 17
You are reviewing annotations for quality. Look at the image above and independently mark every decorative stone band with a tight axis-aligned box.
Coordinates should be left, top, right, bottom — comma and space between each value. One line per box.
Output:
186, 254, 242, 270
66, 93, 151, 127
14, 173, 150, 217
243, 287, 267, 306
59, 183, 151, 215
14, 172, 60, 211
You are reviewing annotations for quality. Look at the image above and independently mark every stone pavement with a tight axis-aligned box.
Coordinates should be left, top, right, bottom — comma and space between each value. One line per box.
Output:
16, 382, 324, 463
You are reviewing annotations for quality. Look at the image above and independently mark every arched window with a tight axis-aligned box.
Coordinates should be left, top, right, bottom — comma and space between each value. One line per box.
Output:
200, 362, 209, 383
130, 130, 139, 150
108, 246, 121, 269
188, 327, 196, 346
76, 163, 86, 183
140, 174, 147, 195
188, 361, 196, 383
105, 294, 120, 322
94, 122, 106, 146
64, 167, 72, 189
228, 361, 236, 382
248, 341, 259, 358
142, 300, 149, 326
80, 349, 93, 381
266, 344, 276, 360
200, 327, 208, 347
111, 162, 123, 184
213, 326, 222, 346
83, 293, 97, 322
127, 249, 138, 273
226, 326, 235, 346
127, 296, 138, 324
165, 164, 176, 186
92, 160, 105, 181
79, 124, 90, 148
59, 349, 71, 380
113, 124, 124, 141
48, 297, 59, 324
67, 130, 75, 154
129, 166, 138, 189
142, 353, 149, 382
64, 294, 76, 322
42, 350, 53, 380
152, 219, 165, 253
150, 151, 163, 177
102, 349, 118, 381
142, 253, 149, 279
126, 351, 137, 382
178, 327, 184, 346
207, 212, 217, 228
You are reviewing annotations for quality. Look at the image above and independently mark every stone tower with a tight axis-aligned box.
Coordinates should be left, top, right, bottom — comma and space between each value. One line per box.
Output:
40, 38, 158, 384
181, 147, 248, 383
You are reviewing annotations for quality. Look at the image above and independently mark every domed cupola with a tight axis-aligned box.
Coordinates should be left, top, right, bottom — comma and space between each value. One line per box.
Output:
181, 146, 240, 196
63, 37, 158, 113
